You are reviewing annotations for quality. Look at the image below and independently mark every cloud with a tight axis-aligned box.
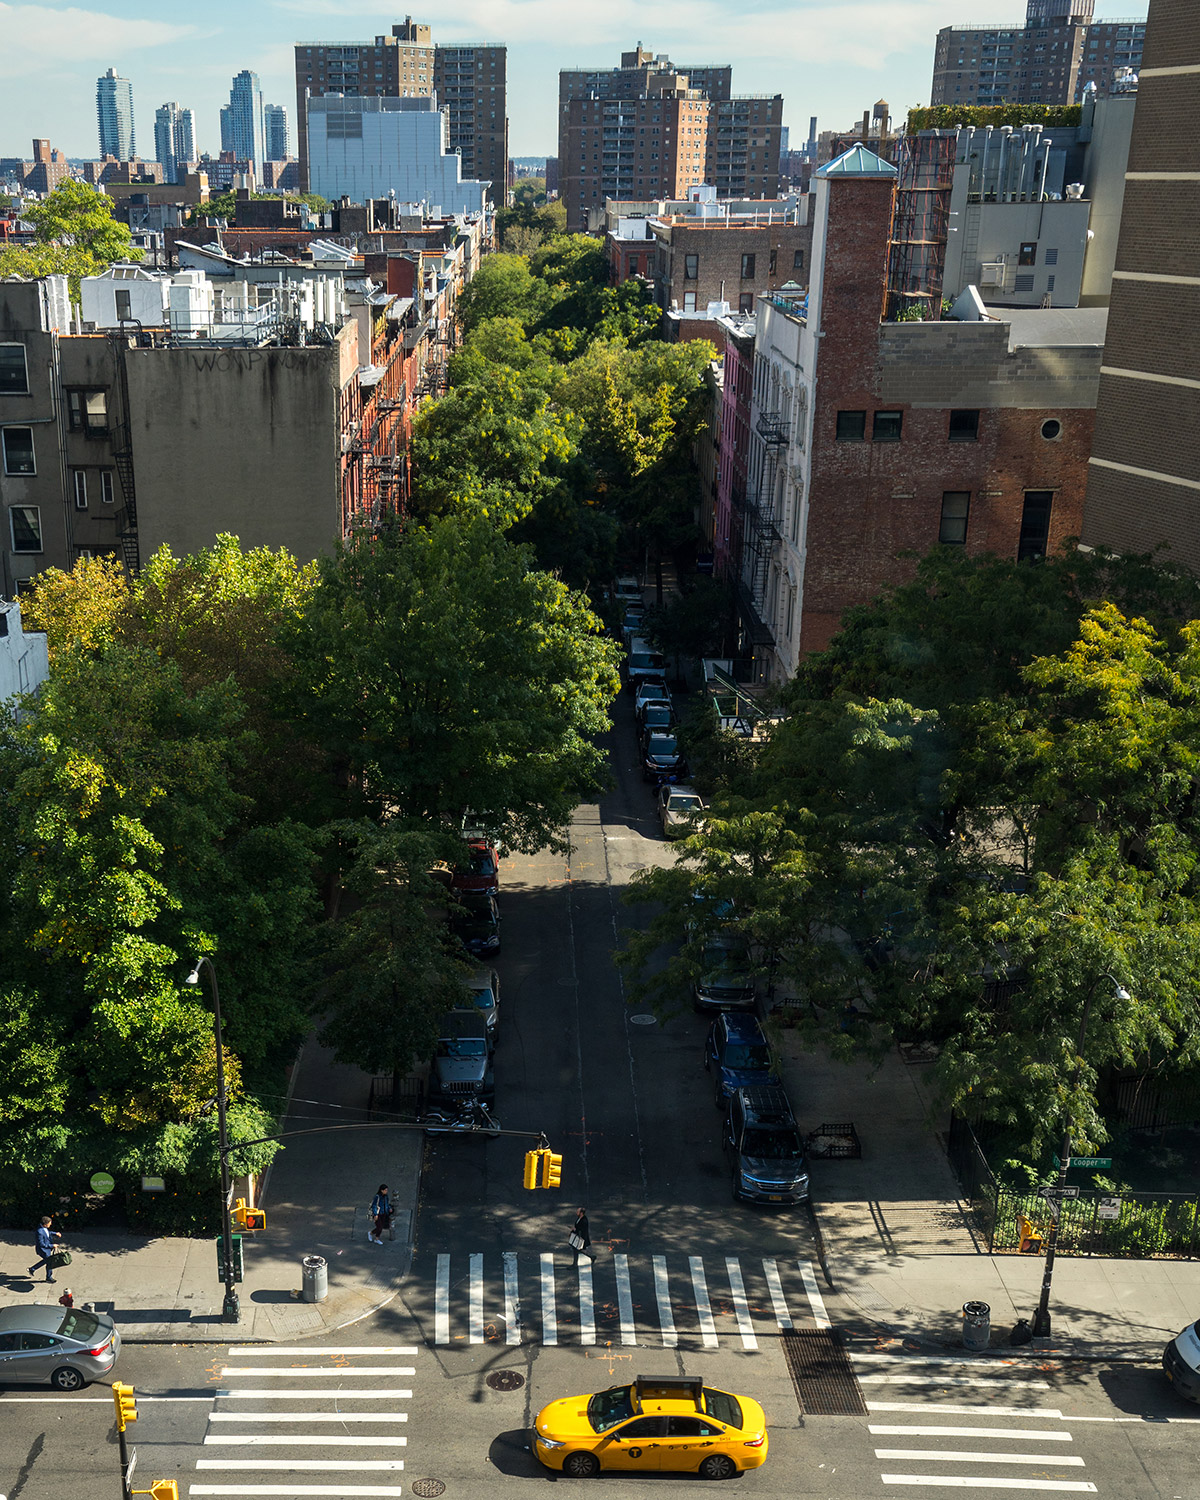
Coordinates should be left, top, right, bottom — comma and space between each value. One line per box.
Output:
0, 3, 200, 77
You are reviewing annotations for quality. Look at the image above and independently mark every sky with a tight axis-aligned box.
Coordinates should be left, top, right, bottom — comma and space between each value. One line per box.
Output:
0, 0, 1144, 163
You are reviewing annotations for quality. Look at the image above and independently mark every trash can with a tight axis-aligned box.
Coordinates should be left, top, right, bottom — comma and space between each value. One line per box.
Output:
962, 1300, 991, 1351
301, 1254, 328, 1304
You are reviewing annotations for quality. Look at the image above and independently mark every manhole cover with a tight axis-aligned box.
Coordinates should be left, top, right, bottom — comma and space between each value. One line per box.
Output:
780, 1329, 867, 1416
486, 1369, 526, 1391
630, 1013, 657, 1026
411, 1481, 446, 1498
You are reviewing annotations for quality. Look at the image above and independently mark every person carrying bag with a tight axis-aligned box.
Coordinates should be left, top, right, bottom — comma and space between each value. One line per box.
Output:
369, 1184, 393, 1244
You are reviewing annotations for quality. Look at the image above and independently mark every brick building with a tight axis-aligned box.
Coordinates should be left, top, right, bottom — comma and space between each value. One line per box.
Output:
1080, 0, 1200, 570
713, 312, 757, 588
722, 145, 1106, 677
24, 140, 71, 196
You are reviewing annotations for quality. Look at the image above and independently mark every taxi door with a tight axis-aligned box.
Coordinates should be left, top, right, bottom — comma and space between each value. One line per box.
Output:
654, 1415, 727, 1472
599, 1416, 666, 1471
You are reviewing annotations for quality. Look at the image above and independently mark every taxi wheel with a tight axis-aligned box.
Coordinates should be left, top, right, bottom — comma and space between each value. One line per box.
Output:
699, 1454, 738, 1480
563, 1452, 600, 1478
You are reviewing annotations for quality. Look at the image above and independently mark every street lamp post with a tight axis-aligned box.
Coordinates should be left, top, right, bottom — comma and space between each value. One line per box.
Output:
186, 956, 240, 1324
1031, 972, 1130, 1338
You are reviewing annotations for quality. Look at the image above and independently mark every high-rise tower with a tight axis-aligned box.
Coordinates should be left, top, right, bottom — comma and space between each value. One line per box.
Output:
225, 69, 266, 169
96, 67, 135, 160
154, 102, 195, 183
265, 104, 291, 161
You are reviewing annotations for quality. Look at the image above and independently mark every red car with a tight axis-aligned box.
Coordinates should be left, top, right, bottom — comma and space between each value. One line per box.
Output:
451, 839, 500, 895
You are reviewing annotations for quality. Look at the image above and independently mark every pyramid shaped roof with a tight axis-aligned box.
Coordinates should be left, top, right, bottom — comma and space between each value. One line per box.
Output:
815, 144, 897, 179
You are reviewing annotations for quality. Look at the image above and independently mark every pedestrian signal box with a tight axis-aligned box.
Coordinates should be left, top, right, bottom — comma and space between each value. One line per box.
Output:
233, 1199, 266, 1231
541, 1151, 563, 1189
216, 1233, 245, 1282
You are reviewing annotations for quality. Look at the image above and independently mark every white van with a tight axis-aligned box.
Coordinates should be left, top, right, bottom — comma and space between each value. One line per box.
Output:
1163, 1319, 1200, 1401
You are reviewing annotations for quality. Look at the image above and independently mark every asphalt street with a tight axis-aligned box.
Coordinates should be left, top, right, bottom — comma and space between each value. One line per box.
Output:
3, 696, 1200, 1498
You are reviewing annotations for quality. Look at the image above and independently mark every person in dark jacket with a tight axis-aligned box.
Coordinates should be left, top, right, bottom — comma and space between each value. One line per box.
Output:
369, 1185, 393, 1245
571, 1207, 594, 1263
29, 1215, 61, 1282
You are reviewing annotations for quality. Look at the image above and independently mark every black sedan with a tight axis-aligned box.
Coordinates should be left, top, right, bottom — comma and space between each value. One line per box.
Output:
642, 731, 687, 784
450, 892, 501, 957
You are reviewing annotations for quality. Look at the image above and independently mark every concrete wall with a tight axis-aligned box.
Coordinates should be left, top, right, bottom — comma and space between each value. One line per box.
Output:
1080, 94, 1135, 304
878, 321, 1104, 410
0, 598, 48, 703
943, 191, 1091, 308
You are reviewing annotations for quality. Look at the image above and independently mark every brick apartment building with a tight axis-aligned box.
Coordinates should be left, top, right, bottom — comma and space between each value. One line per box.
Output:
294, 17, 508, 197
559, 45, 782, 232
721, 144, 1107, 676
932, 0, 1146, 108
1081, 0, 1200, 571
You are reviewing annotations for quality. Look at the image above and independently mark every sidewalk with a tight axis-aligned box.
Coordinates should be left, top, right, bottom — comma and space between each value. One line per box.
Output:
0, 1034, 424, 1343
776, 1029, 1200, 1362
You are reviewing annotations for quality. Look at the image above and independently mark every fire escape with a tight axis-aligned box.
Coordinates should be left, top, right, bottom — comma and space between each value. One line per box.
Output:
738, 410, 789, 654
107, 334, 140, 573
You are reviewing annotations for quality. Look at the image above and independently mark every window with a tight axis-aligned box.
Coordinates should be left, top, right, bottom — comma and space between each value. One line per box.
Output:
769, 248, 777, 276
738, 292, 754, 313
101, 470, 116, 504
1018, 490, 1053, 561
836, 410, 866, 442
9, 505, 42, 552
939, 491, 970, 544
114, 289, 132, 320
793, 248, 804, 270
73, 470, 88, 509
872, 410, 903, 443
1040, 418, 1062, 441
683, 291, 697, 311
1018, 242, 1037, 266
0, 344, 29, 395
684, 253, 698, 280
741, 253, 756, 279
2, 426, 35, 474
948, 409, 980, 442
66, 389, 108, 434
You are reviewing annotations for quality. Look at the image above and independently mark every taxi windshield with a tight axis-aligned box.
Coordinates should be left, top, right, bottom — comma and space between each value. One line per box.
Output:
587, 1385, 635, 1433
702, 1388, 743, 1429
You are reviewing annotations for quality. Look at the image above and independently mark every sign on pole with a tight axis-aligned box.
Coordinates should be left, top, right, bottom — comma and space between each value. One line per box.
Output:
1097, 1197, 1121, 1221
1054, 1154, 1113, 1169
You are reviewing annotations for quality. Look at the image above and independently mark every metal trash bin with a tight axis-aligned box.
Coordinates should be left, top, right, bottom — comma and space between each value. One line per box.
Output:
301, 1254, 328, 1304
962, 1300, 991, 1351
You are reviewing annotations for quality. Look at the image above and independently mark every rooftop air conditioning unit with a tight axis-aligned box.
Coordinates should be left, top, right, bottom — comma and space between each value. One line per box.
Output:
980, 260, 1008, 288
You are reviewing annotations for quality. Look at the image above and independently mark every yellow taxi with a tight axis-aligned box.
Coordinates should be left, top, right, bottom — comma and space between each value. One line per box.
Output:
533, 1373, 768, 1480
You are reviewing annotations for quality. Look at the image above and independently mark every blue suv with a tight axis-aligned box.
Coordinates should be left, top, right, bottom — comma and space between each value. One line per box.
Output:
704, 1013, 778, 1108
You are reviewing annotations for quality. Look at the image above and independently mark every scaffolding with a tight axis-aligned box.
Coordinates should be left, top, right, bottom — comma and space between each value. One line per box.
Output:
884, 133, 955, 322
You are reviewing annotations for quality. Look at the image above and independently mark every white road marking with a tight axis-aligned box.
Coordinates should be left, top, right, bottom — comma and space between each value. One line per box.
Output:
653, 1255, 677, 1347
868, 1403, 1064, 1418
614, 1253, 636, 1345
725, 1257, 758, 1350
214, 1391, 413, 1401
196, 1462, 406, 1471
435, 1252, 450, 1345
800, 1260, 831, 1329
225, 1347, 417, 1356
881, 1479, 1096, 1493
690, 1256, 718, 1348
762, 1258, 792, 1328
208, 1414, 409, 1424
541, 1251, 558, 1346
854, 1353, 1027, 1365
869, 1426, 1072, 1441
858, 1373, 1050, 1389
218, 1368, 415, 1378
189, 1488, 405, 1496
503, 1250, 521, 1345
203, 1436, 407, 1448
875, 1450, 1087, 1466
469, 1251, 484, 1344
579, 1257, 596, 1345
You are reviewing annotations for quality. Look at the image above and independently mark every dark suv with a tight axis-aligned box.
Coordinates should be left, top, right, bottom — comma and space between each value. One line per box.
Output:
723, 1086, 809, 1205
705, 1013, 778, 1108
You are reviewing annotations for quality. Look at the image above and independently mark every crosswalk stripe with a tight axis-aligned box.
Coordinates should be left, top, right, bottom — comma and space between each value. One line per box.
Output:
218, 1368, 414, 1378
226, 1347, 417, 1356
762, 1258, 792, 1328
881, 1479, 1096, 1493
858, 1374, 1051, 1389
579, 1258, 596, 1345
869, 1427, 1073, 1442
869, 1404, 1065, 1419
208, 1415, 409, 1424
800, 1260, 831, 1329
653, 1255, 677, 1347
614, 1254, 636, 1345
203, 1437, 407, 1448
215, 1391, 413, 1401
689, 1257, 718, 1349
725, 1257, 758, 1350
196, 1462, 406, 1471
875, 1451, 1087, 1466
190, 1488, 405, 1496
503, 1250, 520, 1346
854, 1354, 1028, 1366
469, 1252, 484, 1344
541, 1251, 558, 1346
435, 1253, 450, 1345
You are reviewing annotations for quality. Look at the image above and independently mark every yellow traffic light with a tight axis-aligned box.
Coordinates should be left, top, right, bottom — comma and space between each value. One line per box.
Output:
541, 1151, 563, 1189
112, 1381, 137, 1431
243, 1207, 266, 1231
523, 1149, 542, 1190
147, 1483, 180, 1500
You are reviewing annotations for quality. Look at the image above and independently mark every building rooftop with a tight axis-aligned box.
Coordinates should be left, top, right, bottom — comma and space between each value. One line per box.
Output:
816, 145, 897, 179
984, 304, 1109, 349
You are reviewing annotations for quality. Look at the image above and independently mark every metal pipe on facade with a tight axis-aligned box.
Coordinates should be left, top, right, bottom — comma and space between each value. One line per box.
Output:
1036, 126, 1050, 201
997, 125, 1014, 201
980, 126, 993, 199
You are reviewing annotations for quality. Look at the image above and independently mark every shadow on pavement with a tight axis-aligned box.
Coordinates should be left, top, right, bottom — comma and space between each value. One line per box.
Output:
1097, 1361, 1192, 1417
488, 1429, 545, 1478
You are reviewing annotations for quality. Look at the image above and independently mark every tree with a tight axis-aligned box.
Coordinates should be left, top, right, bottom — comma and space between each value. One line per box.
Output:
23, 181, 134, 267
187, 190, 237, 225
456, 253, 551, 334
289, 515, 621, 852
642, 578, 736, 679
20, 554, 130, 661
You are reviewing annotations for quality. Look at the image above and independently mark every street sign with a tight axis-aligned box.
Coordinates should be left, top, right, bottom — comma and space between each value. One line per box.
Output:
1097, 1197, 1121, 1220
1040, 1186, 1080, 1204
125, 1447, 138, 1486
90, 1171, 115, 1195
1054, 1155, 1113, 1169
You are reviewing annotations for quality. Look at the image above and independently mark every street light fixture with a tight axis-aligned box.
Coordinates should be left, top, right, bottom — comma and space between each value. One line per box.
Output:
1031, 970, 1130, 1338
185, 956, 240, 1324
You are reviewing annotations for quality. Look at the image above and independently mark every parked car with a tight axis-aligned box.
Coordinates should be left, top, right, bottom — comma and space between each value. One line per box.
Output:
430, 1011, 495, 1105
450, 838, 500, 896
613, 574, 643, 605
638, 701, 677, 737
450, 891, 500, 957
462, 966, 500, 1045
723, 1085, 810, 1205
634, 678, 672, 719
0, 1304, 121, 1390
626, 637, 667, 691
1163, 1319, 1200, 1401
641, 731, 687, 784
705, 1013, 778, 1106
657, 784, 705, 839
693, 933, 756, 1012
533, 1373, 769, 1480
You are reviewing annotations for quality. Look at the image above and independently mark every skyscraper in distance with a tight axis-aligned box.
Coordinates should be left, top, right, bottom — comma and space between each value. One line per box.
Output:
154, 102, 195, 184
97, 67, 135, 160
225, 69, 265, 169
265, 103, 291, 160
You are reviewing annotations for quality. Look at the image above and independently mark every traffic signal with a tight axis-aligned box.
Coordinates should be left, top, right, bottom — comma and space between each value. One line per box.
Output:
216, 1233, 245, 1282
523, 1149, 542, 1190
541, 1151, 563, 1189
148, 1483, 180, 1500
111, 1381, 137, 1431
243, 1207, 266, 1232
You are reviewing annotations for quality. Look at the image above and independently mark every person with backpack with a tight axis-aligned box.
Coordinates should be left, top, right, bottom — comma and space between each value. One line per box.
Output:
369, 1185, 393, 1244
29, 1215, 62, 1283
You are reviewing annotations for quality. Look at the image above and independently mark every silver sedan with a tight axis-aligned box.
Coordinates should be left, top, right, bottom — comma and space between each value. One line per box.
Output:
0, 1303, 122, 1390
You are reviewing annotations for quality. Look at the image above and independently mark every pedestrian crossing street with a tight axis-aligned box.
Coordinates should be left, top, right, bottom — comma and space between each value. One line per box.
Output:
190, 1345, 413, 1498
854, 1348, 1098, 1494
424, 1249, 831, 1348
